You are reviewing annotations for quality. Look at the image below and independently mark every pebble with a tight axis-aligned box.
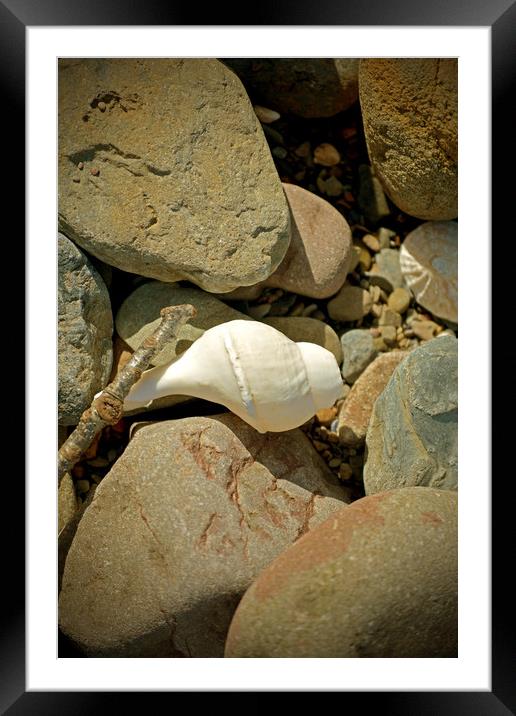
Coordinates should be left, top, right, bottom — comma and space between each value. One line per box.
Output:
338, 463, 353, 480
295, 141, 311, 158
59, 416, 351, 657
369, 285, 381, 303
340, 329, 378, 384
377, 227, 396, 249
362, 234, 381, 252
357, 164, 390, 224
388, 287, 411, 314
327, 284, 372, 322
76, 479, 90, 494
224, 488, 458, 657
328, 458, 341, 469
366, 248, 405, 292
320, 175, 345, 197
253, 105, 280, 123
378, 306, 402, 327
59, 59, 290, 293
364, 335, 458, 493
400, 221, 458, 324
338, 351, 407, 446
380, 325, 397, 346
313, 143, 341, 166
272, 146, 287, 159
315, 406, 338, 427
412, 319, 440, 341
263, 316, 343, 364
247, 303, 271, 319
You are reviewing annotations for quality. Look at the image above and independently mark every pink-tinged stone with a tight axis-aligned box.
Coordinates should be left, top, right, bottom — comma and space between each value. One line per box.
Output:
59, 416, 350, 657
338, 350, 406, 446
225, 487, 457, 657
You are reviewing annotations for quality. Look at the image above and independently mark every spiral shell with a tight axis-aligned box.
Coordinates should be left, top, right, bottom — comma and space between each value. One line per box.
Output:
124, 320, 344, 432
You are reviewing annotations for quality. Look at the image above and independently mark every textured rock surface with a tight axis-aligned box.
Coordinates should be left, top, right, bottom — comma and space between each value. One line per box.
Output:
58, 233, 113, 424
58, 473, 78, 534
400, 221, 458, 324
223, 59, 359, 118
364, 336, 458, 494
359, 59, 458, 220
58, 59, 290, 292
59, 417, 349, 657
217, 184, 353, 300
327, 284, 372, 322
115, 281, 251, 366
225, 487, 458, 657
263, 317, 343, 364
340, 329, 378, 383
338, 351, 406, 446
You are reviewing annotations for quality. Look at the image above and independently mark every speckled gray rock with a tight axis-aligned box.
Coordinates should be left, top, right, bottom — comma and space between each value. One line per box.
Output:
400, 221, 458, 324
366, 248, 405, 292
223, 59, 359, 118
359, 59, 457, 220
59, 416, 350, 657
58, 233, 113, 424
340, 329, 378, 383
58, 59, 290, 293
364, 336, 458, 494
225, 487, 457, 657
115, 281, 251, 367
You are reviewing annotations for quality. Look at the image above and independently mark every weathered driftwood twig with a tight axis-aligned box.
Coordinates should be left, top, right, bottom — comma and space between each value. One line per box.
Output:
58, 304, 197, 484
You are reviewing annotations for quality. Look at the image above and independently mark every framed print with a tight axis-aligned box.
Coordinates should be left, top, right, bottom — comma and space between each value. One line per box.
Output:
3, 0, 513, 710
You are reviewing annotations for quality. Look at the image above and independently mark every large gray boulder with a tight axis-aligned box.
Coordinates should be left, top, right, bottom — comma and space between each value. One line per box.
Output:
363, 335, 458, 494
59, 416, 350, 657
58, 233, 113, 424
58, 59, 290, 293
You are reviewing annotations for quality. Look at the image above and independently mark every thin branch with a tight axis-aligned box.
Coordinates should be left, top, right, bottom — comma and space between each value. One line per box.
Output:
58, 303, 197, 484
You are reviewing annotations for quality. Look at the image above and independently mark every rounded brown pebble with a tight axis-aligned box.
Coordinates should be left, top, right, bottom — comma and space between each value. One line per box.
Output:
327, 284, 372, 322
387, 287, 411, 314
225, 487, 457, 657
313, 143, 341, 166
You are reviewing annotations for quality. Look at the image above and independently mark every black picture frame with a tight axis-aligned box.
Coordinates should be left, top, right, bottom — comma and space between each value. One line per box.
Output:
5, 0, 513, 711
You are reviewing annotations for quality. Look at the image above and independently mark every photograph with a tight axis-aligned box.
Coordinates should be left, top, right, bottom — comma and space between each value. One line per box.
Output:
56, 56, 458, 659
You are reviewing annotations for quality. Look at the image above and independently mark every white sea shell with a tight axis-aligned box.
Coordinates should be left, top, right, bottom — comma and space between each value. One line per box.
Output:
123, 319, 344, 432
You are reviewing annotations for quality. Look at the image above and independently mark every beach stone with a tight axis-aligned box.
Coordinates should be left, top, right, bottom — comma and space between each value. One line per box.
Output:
223, 59, 359, 118
388, 286, 411, 314
225, 487, 458, 657
340, 329, 378, 384
378, 306, 402, 328
412, 319, 440, 341
58, 473, 78, 534
58, 233, 113, 425
338, 351, 406, 446
364, 336, 458, 494
400, 221, 458, 324
366, 248, 405, 292
313, 143, 341, 166
59, 417, 349, 657
116, 282, 251, 366
58, 58, 290, 293
262, 317, 342, 364
327, 284, 372, 322
219, 184, 353, 300
359, 59, 458, 220
357, 165, 391, 224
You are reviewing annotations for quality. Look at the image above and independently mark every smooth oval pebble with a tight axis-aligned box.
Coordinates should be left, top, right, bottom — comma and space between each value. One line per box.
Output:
225, 487, 457, 657
327, 284, 372, 322
59, 417, 349, 657
340, 329, 377, 383
387, 287, 411, 314
400, 221, 458, 324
